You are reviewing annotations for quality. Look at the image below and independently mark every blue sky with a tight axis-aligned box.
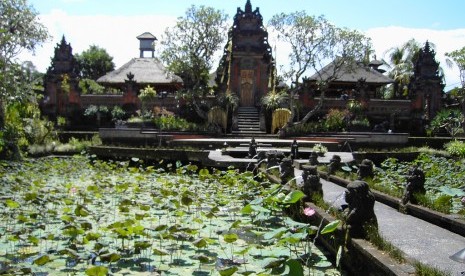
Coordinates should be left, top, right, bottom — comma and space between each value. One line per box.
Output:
21, 0, 465, 89
28, 0, 465, 30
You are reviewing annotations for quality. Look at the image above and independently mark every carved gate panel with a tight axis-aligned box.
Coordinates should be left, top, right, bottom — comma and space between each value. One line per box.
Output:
240, 70, 254, 106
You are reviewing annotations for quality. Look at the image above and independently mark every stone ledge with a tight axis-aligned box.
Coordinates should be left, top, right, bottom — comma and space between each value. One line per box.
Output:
319, 172, 465, 237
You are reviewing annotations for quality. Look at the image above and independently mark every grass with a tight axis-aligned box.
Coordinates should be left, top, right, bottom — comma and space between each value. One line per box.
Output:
414, 261, 452, 276
365, 225, 405, 263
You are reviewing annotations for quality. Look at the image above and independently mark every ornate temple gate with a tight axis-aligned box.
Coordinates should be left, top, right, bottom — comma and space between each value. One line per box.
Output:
240, 69, 254, 106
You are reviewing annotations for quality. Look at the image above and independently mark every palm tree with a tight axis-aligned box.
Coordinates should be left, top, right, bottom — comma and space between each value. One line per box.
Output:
384, 39, 421, 98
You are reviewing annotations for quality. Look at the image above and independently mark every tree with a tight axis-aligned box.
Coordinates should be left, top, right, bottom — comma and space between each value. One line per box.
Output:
75, 45, 115, 80
268, 11, 371, 126
0, 0, 49, 127
384, 39, 421, 98
446, 46, 465, 90
160, 5, 228, 119
446, 46, 465, 129
1, 0, 50, 158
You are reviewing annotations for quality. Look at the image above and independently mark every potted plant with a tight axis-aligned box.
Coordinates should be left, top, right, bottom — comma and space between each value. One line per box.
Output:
312, 143, 328, 156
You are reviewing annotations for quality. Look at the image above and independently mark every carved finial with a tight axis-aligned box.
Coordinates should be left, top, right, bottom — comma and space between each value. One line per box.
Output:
424, 40, 431, 52
245, 0, 252, 13
126, 72, 134, 81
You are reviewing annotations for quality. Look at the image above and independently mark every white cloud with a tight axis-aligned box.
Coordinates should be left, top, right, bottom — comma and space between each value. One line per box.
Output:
19, 12, 465, 90
365, 26, 465, 89
19, 10, 176, 73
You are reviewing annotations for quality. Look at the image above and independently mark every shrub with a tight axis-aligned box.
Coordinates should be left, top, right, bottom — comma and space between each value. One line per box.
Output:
444, 140, 465, 157
312, 143, 328, 155
324, 109, 349, 131
429, 109, 464, 137
111, 106, 126, 121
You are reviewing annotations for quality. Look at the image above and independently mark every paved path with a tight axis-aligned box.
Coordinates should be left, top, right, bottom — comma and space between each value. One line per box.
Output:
300, 171, 465, 275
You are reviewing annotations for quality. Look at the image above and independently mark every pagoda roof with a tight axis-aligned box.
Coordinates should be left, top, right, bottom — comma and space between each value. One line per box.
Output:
97, 58, 182, 85
309, 59, 393, 85
136, 32, 157, 40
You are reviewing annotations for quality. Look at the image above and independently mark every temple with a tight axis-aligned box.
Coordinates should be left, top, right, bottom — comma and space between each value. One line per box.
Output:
216, 0, 275, 107
40, 1, 444, 134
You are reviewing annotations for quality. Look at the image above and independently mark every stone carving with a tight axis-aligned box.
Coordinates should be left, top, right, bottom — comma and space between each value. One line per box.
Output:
266, 150, 282, 170
291, 139, 299, 160
248, 137, 257, 158
328, 155, 342, 174
301, 165, 323, 200
357, 159, 374, 179
279, 157, 295, 185
344, 180, 378, 239
309, 152, 319, 166
401, 166, 426, 205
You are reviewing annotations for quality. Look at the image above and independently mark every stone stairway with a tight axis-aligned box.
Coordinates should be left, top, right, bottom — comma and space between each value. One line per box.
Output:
232, 107, 267, 137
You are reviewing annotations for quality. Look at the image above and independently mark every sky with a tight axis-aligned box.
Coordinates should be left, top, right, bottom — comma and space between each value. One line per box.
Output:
18, 0, 465, 90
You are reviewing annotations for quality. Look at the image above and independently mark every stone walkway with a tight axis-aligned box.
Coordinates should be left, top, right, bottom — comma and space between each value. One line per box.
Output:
307, 172, 465, 275
207, 141, 465, 274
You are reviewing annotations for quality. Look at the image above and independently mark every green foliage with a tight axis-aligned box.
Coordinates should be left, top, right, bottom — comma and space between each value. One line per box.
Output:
153, 115, 201, 131
324, 109, 349, 131
78, 78, 105, 94
0, 157, 340, 275
444, 140, 465, 157
0, 0, 50, 159
384, 39, 422, 98
84, 105, 109, 117
75, 45, 115, 80
139, 85, 157, 101
111, 106, 126, 121
261, 91, 288, 111
429, 109, 464, 137
161, 5, 229, 90
217, 93, 239, 111
57, 116, 67, 127
312, 143, 328, 155
375, 153, 465, 214
446, 46, 465, 90
0, 0, 49, 67
268, 11, 372, 124
1, 102, 57, 159
285, 121, 325, 136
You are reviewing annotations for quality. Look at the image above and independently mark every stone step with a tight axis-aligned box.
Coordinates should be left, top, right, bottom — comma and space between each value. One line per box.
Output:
238, 124, 260, 127
238, 119, 259, 123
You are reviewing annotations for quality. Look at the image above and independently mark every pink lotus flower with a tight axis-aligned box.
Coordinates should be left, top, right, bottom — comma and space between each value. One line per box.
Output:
303, 207, 315, 217
70, 187, 77, 196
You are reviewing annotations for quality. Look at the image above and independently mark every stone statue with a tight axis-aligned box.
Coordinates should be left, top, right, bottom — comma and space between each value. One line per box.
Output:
266, 150, 280, 170
357, 159, 374, 179
291, 139, 299, 160
344, 180, 378, 239
309, 151, 319, 166
401, 166, 426, 205
301, 165, 323, 200
279, 157, 295, 185
248, 137, 257, 158
328, 155, 342, 175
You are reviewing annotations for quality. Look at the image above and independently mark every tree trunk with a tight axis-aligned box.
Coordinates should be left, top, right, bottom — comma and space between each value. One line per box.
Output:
192, 97, 208, 121
293, 90, 326, 126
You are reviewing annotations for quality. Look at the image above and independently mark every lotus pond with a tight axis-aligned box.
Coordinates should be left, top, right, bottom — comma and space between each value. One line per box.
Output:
0, 156, 342, 275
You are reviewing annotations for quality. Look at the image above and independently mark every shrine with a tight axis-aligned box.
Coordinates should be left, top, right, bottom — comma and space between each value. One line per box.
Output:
40, 1, 444, 134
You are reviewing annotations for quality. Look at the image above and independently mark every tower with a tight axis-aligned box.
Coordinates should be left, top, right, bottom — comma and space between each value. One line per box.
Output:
137, 32, 157, 58
42, 36, 80, 118
216, 0, 274, 107
409, 41, 444, 128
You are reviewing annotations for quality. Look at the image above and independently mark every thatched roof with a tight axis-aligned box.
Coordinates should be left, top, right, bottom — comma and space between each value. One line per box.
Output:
309, 59, 393, 85
97, 58, 183, 85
